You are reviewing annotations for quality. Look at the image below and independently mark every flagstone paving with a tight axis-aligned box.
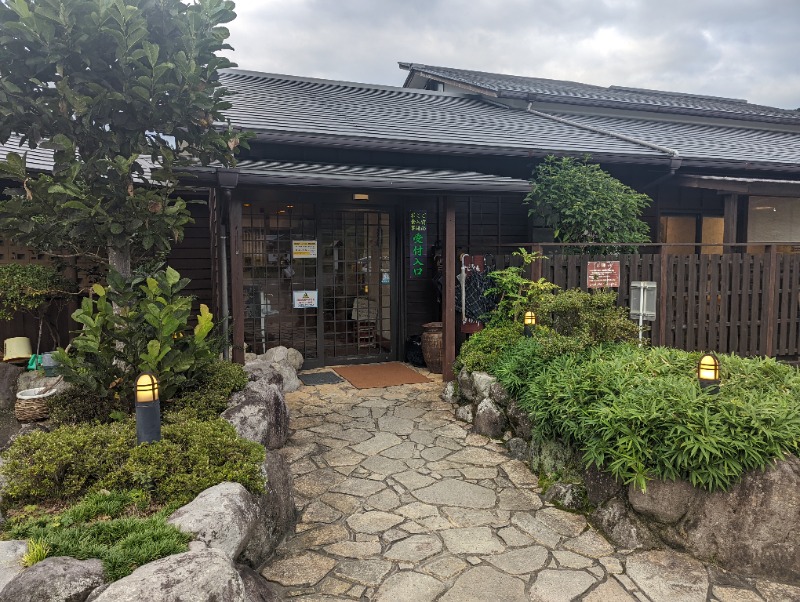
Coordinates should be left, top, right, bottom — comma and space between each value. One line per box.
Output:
262, 367, 800, 601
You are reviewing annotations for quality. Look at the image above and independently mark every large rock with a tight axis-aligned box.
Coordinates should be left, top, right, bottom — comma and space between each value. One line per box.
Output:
0, 556, 104, 602
88, 548, 246, 602
661, 455, 800, 584
471, 372, 496, 402
239, 451, 296, 568
583, 465, 623, 506
259, 346, 303, 371
455, 405, 473, 424
591, 498, 661, 551
0, 540, 27, 592
15, 372, 66, 396
440, 381, 458, 404
473, 398, 506, 439
224, 380, 289, 449
0, 363, 23, 411
529, 438, 578, 476
168, 482, 259, 560
268, 362, 300, 393
456, 369, 475, 402
628, 478, 697, 524
243, 362, 283, 388
488, 381, 510, 408
505, 399, 533, 439
236, 565, 282, 602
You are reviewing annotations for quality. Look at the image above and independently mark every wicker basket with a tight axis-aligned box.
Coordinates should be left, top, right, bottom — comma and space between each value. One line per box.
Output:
15, 387, 56, 422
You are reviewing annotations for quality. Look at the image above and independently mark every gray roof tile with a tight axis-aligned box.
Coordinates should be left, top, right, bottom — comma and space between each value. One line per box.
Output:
401, 63, 800, 125
219, 70, 666, 161
559, 113, 800, 168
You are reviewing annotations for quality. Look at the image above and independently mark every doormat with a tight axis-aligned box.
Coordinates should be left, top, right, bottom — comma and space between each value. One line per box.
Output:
333, 362, 430, 389
299, 371, 344, 386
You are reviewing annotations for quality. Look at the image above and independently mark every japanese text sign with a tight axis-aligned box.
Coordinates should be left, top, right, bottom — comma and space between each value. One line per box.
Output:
409, 210, 427, 280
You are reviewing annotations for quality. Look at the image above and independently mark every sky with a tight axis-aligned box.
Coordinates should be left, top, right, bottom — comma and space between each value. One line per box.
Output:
222, 0, 800, 110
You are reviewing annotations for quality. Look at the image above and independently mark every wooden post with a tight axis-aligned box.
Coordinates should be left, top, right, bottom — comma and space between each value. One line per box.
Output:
764, 244, 778, 357
723, 194, 739, 245
530, 244, 543, 281
658, 246, 668, 346
228, 194, 245, 364
442, 197, 456, 382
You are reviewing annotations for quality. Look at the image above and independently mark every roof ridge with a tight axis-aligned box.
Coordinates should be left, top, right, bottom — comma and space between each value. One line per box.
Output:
525, 104, 681, 161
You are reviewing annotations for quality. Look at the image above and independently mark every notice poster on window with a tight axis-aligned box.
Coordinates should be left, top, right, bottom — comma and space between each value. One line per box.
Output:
587, 261, 620, 288
409, 210, 427, 279
292, 290, 318, 309
292, 240, 317, 259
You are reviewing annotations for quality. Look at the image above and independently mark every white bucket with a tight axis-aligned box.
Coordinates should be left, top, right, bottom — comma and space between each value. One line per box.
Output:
4, 337, 32, 362
16, 386, 59, 401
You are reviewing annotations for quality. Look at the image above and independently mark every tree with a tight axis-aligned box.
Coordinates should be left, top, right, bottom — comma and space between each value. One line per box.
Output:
525, 155, 652, 254
0, 0, 243, 277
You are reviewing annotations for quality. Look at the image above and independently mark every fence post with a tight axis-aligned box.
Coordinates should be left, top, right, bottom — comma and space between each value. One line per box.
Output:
530, 244, 543, 281
658, 246, 668, 346
764, 244, 778, 357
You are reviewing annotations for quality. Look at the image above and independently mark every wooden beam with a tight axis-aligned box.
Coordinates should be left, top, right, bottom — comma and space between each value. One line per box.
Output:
442, 197, 456, 382
228, 194, 245, 364
723, 194, 739, 245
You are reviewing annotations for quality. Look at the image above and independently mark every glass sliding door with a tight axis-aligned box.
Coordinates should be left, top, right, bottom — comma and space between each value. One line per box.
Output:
240, 199, 394, 366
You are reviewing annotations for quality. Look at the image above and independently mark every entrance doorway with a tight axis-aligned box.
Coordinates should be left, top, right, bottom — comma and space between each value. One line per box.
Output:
240, 200, 394, 367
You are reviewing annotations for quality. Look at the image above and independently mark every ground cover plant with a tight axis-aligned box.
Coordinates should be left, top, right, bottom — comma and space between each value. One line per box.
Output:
5, 490, 192, 580
498, 343, 800, 492
1, 359, 259, 580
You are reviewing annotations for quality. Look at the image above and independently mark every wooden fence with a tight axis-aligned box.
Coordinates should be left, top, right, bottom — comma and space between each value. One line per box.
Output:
502, 243, 800, 359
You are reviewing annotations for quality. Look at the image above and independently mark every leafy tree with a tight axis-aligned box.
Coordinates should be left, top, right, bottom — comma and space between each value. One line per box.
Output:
526, 155, 652, 254
0, 0, 244, 277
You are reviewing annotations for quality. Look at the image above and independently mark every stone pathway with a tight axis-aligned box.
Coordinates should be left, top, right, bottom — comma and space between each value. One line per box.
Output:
261, 367, 800, 602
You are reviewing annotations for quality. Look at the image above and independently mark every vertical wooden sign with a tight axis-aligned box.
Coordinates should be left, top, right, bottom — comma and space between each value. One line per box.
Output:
409, 210, 428, 279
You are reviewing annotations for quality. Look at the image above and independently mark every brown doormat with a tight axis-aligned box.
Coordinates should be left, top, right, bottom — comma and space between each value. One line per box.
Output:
333, 362, 430, 389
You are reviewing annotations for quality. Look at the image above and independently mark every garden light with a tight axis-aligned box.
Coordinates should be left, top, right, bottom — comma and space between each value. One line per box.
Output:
135, 372, 161, 444
523, 311, 536, 337
697, 352, 720, 393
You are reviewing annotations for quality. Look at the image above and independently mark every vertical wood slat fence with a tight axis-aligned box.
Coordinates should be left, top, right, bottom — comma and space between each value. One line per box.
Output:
501, 243, 800, 358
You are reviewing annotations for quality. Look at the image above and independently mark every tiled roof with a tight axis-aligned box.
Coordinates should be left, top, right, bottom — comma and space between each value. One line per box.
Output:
198, 160, 531, 192
400, 63, 800, 125
219, 70, 667, 162
0, 135, 55, 172
558, 113, 800, 170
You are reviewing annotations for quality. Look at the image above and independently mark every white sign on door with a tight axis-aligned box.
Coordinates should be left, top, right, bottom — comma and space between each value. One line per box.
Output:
292, 290, 318, 309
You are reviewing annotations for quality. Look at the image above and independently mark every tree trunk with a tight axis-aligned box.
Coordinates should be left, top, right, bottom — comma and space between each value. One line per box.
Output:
108, 242, 132, 280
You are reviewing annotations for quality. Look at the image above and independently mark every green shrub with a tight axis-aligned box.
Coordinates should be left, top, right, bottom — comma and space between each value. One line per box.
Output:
54, 266, 217, 404
0, 264, 71, 321
537, 288, 640, 344
167, 361, 248, 419
454, 323, 523, 373
493, 329, 590, 395
46, 388, 129, 425
1, 418, 265, 508
5, 490, 191, 580
514, 344, 800, 492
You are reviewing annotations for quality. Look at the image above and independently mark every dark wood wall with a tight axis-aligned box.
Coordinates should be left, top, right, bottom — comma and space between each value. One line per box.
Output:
400, 193, 529, 341
167, 198, 214, 313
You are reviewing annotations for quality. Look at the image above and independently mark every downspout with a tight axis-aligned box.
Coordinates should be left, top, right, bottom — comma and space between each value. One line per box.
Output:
216, 168, 240, 361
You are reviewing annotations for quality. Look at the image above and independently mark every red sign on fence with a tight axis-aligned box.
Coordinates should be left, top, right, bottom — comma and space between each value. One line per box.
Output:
587, 261, 620, 288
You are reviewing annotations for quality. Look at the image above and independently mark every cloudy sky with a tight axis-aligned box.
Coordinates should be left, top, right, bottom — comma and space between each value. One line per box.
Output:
223, 0, 800, 110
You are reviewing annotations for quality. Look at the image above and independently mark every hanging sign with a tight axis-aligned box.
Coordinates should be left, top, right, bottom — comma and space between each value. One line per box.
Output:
409, 210, 427, 279
587, 261, 620, 288
292, 290, 318, 308
292, 240, 317, 259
